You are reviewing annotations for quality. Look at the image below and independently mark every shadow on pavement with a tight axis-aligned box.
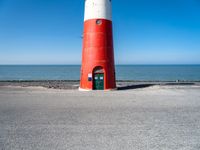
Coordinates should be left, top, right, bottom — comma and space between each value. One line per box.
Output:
117, 84, 155, 90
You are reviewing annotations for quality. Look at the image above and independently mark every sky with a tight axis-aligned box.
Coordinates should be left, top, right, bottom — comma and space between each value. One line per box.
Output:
0, 0, 200, 65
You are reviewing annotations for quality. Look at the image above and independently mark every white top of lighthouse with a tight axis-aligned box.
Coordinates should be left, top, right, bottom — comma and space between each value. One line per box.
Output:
84, 0, 112, 21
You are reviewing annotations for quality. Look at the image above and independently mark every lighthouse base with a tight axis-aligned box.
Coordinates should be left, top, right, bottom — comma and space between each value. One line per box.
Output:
78, 87, 117, 92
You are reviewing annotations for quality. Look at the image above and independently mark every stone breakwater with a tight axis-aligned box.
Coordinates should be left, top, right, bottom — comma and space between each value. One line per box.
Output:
0, 80, 199, 90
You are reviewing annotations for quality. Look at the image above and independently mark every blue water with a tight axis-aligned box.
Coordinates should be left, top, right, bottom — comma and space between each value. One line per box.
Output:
0, 65, 200, 81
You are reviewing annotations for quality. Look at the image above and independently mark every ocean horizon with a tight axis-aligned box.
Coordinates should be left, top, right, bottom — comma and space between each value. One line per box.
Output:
0, 65, 200, 81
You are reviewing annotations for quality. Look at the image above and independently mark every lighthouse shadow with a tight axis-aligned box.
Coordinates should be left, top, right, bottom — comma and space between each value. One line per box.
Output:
117, 84, 155, 90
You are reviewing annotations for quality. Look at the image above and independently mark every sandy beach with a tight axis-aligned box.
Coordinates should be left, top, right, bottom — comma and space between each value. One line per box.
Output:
0, 83, 200, 149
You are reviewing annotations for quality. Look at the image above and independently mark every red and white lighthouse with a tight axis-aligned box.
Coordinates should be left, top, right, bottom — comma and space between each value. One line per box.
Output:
80, 0, 116, 90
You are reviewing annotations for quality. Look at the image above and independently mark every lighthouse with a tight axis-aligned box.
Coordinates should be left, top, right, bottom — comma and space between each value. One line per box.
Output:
79, 0, 116, 90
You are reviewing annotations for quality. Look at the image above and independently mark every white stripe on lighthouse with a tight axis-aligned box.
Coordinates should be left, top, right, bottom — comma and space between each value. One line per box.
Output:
84, 0, 112, 21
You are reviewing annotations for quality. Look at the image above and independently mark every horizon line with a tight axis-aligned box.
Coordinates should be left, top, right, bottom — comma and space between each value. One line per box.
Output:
0, 64, 200, 66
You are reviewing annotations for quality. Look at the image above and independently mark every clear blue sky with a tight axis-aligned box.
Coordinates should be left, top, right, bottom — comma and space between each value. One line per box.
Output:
0, 0, 200, 64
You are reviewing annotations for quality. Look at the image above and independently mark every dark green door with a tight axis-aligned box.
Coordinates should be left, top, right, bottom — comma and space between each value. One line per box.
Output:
94, 73, 104, 90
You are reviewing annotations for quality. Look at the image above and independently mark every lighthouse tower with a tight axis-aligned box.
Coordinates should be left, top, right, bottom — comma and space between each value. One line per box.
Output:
80, 0, 116, 90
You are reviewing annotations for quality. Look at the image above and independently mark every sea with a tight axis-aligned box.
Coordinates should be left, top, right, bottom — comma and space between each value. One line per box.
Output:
0, 65, 200, 81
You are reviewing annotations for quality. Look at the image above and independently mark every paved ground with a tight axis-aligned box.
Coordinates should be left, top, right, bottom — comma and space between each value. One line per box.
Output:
0, 85, 200, 150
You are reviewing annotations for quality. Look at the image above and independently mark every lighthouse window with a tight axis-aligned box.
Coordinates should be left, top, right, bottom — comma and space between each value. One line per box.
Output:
96, 19, 102, 25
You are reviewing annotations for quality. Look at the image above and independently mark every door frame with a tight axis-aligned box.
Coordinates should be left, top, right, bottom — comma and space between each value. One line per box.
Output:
92, 66, 105, 90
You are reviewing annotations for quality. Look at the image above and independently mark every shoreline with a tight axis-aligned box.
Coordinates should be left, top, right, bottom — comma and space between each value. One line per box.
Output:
0, 80, 200, 90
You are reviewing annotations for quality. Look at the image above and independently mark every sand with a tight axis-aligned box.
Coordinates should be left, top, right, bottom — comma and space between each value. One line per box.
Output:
0, 84, 200, 150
